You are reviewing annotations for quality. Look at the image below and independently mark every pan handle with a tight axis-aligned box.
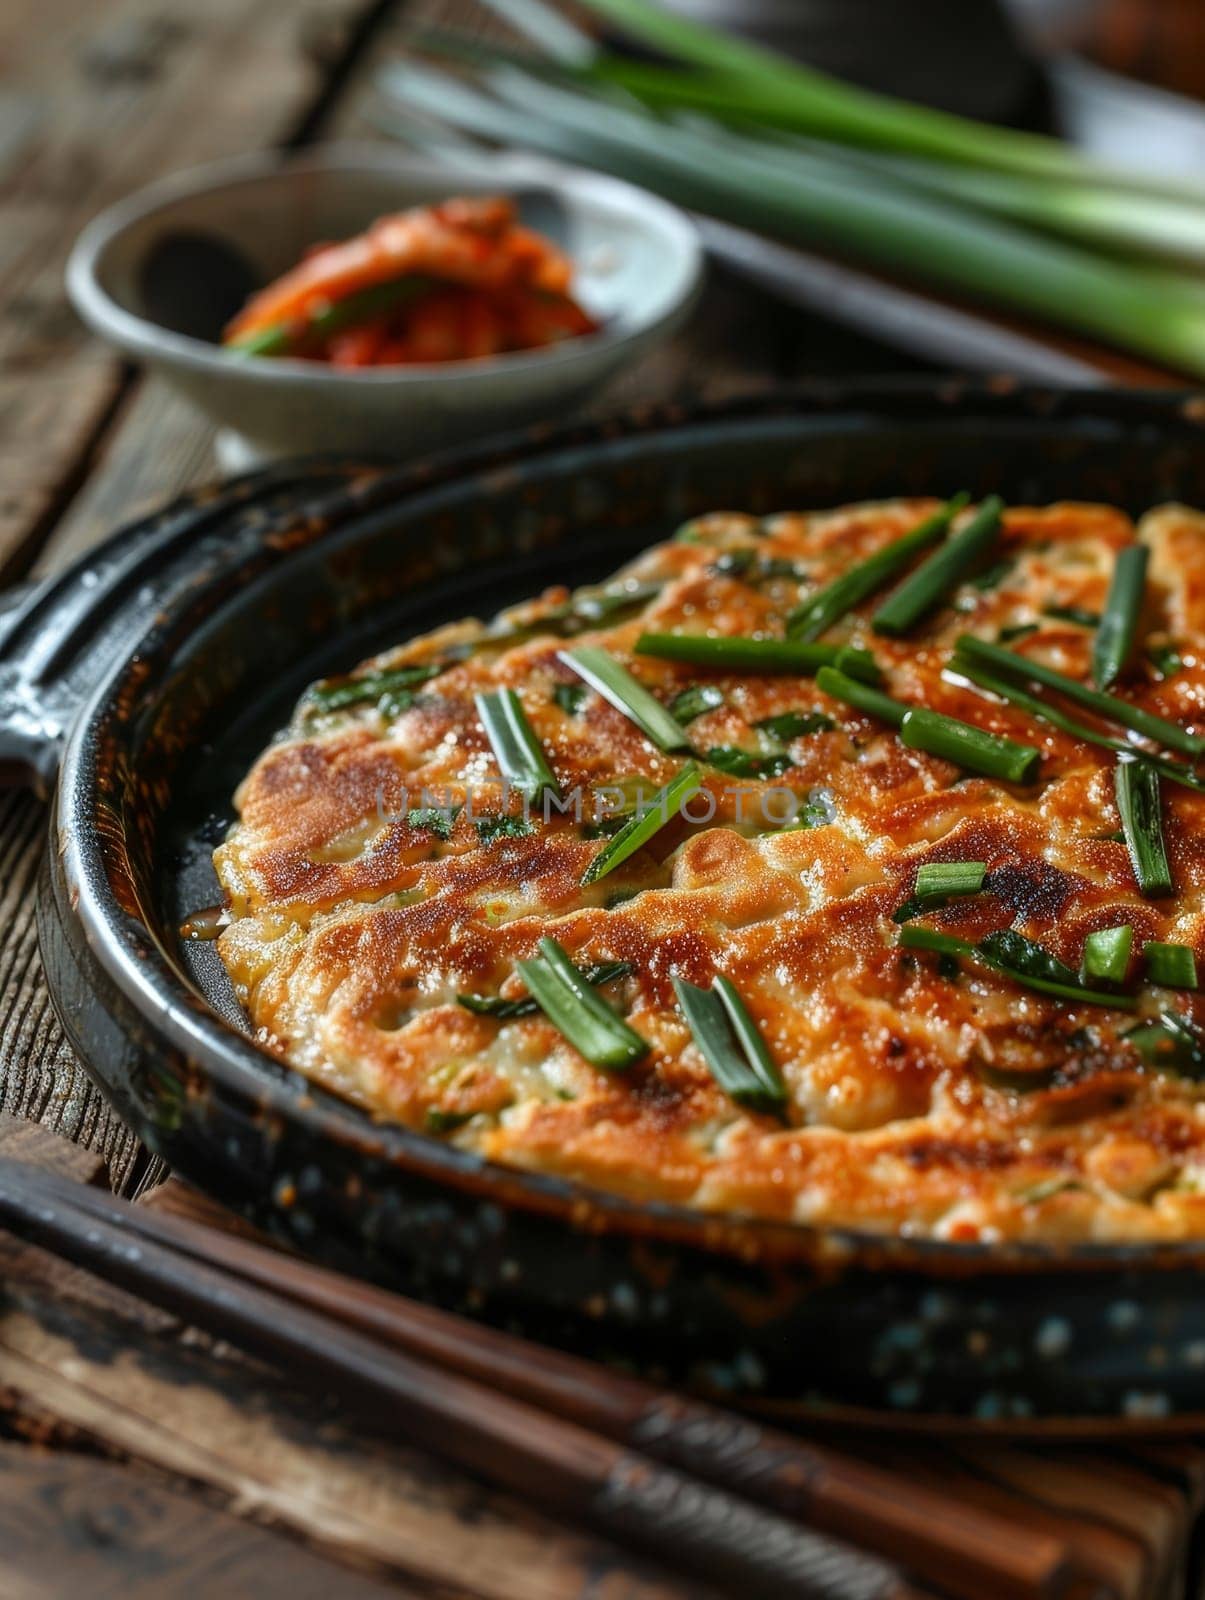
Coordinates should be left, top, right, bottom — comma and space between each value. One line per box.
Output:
0, 464, 370, 798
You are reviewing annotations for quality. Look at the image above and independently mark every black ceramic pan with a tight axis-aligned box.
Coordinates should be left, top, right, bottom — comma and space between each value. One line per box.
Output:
9, 381, 1205, 1429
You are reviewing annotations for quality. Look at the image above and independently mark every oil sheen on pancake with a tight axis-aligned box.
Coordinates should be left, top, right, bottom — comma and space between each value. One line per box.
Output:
214, 497, 1205, 1244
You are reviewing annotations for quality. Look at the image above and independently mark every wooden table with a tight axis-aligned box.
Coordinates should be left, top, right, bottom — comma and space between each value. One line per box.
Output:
3, 2, 1205, 1595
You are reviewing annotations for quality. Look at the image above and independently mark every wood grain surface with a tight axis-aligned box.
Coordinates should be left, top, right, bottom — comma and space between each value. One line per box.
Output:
0, 0, 392, 1183
0, 1129, 706, 1600
0, 1445, 412, 1600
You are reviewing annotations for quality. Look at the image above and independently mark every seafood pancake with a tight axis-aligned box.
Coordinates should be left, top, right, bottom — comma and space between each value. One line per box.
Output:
215, 497, 1205, 1244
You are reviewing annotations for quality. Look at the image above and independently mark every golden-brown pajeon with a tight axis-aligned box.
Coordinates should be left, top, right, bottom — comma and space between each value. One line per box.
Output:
215, 498, 1205, 1244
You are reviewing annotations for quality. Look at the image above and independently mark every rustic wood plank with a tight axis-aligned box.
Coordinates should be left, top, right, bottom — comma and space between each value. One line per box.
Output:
0, 0, 391, 582
0, 1441, 416, 1600
33, 385, 218, 575
0, 1241, 703, 1600
951, 1441, 1188, 1597
0, 792, 156, 1193
855, 1439, 1153, 1600
0, 0, 400, 1180
0, 1115, 108, 1185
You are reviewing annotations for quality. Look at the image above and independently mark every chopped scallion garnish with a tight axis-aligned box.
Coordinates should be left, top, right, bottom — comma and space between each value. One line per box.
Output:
952, 656, 1205, 796
953, 634, 1205, 757
1081, 925, 1133, 985
560, 646, 690, 752
489, 583, 665, 649
815, 665, 908, 727
786, 493, 968, 641
914, 861, 986, 899
900, 924, 1135, 1009
309, 663, 439, 713
699, 746, 793, 780
673, 974, 787, 1115
517, 938, 648, 1070
899, 707, 1039, 784
872, 496, 1004, 636
1115, 759, 1173, 897
634, 632, 881, 682
894, 860, 986, 922
569, 581, 663, 626
1144, 941, 1198, 989
581, 762, 701, 885
710, 551, 805, 582
1093, 544, 1148, 690
819, 664, 1038, 779
476, 689, 560, 801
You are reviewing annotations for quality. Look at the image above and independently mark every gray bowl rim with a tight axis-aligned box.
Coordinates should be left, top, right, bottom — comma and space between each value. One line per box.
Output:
65, 142, 704, 388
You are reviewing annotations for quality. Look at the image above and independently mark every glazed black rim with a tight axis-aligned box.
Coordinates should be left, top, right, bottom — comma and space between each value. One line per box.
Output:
56, 378, 1205, 1273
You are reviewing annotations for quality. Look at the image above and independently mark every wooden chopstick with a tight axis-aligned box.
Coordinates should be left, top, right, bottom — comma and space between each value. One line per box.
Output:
88, 1179, 1074, 1600
0, 1156, 916, 1600
1, 1158, 1079, 1600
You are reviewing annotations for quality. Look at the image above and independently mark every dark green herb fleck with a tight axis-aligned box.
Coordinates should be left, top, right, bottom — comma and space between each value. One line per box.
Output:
1043, 604, 1100, 628
425, 1108, 475, 1133
474, 814, 534, 845
1126, 1012, 1205, 1078
699, 746, 793, 780
753, 710, 834, 739
670, 684, 725, 722
308, 663, 439, 713
553, 682, 587, 716
971, 558, 1015, 592
407, 806, 460, 840
457, 960, 631, 1020
1147, 642, 1184, 679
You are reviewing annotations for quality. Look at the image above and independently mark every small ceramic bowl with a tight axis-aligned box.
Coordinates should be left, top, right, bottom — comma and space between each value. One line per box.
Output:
66, 144, 702, 464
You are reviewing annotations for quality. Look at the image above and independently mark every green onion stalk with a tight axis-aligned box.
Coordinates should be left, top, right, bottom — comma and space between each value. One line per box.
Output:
471, 1, 1205, 262
706, 126, 1205, 271
379, 59, 1205, 378
569, 0, 1205, 199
